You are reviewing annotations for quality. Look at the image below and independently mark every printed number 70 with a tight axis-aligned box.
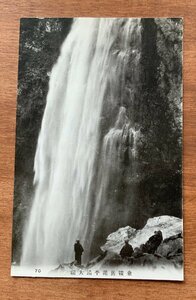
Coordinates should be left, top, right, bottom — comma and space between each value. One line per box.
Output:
35, 269, 41, 273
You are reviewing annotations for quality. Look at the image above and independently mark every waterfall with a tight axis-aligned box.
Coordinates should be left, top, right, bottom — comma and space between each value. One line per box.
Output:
21, 18, 142, 266
88, 107, 141, 254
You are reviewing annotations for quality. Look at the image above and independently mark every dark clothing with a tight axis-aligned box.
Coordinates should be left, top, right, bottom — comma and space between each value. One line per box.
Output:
120, 243, 134, 258
145, 230, 163, 254
74, 242, 84, 265
75, 254, 82, 265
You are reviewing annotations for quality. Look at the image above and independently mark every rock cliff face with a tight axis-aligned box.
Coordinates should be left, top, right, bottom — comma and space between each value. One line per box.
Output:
87, 19, 182, 259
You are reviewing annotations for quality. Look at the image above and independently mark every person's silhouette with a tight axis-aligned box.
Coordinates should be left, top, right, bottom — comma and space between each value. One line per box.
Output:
74, 240, 84, 265
120, 240, 133, 258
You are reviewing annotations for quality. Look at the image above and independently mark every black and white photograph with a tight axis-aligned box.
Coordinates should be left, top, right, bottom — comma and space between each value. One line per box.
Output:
11, 17, 183, 280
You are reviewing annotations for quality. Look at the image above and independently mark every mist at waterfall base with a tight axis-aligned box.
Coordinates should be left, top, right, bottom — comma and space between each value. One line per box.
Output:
19, 18, 182, 268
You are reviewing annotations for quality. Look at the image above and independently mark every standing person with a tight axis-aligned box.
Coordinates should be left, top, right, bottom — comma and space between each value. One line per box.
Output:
74, 240, 84, 265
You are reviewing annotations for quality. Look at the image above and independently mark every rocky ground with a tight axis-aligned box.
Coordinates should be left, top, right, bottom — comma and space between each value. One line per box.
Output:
87, 215, 183, 269
53, 215, 183, 273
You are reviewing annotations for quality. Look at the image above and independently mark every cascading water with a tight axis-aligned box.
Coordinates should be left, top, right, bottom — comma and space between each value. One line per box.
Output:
21, 18, 142, 266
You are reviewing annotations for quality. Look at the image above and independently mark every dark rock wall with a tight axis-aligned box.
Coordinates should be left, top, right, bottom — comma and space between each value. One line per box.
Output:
89, 18, 182, 257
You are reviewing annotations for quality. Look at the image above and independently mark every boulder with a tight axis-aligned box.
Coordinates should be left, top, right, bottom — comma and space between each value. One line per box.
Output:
102, 215, 182, 253
156, 233, 183, 258
100, 215, 183, 267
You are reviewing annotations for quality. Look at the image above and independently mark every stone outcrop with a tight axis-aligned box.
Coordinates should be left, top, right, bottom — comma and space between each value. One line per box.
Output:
52, 215, 183, 274
97, 215, 183, 268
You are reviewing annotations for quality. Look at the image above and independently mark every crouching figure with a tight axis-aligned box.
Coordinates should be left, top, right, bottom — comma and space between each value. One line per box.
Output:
120, 240, 134, 259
